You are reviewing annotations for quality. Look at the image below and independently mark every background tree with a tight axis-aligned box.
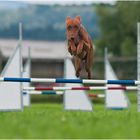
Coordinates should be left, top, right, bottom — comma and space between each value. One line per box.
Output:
96, 1, 140, 57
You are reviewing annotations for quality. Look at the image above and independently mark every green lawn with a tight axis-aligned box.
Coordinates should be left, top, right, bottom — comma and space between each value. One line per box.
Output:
0, 92, 140, 139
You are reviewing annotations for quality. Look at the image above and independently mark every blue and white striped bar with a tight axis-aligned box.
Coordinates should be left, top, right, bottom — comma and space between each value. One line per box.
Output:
23, 91, 63, 95
0, 77, 140, 85
23, 91, 105, 98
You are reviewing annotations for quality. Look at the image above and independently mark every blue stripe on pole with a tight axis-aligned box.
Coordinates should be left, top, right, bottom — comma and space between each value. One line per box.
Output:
107, 80, 135, 85
23, 92, 27, 95
4, 77, 31, 82
42, 91, 56, 94
56, 78, 83, 83
108, 107, 124, 110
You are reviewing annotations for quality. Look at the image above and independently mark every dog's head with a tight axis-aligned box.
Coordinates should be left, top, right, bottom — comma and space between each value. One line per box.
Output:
66, 16, 81, 40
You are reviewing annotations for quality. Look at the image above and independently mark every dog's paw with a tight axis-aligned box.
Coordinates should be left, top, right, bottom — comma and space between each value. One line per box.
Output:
71, 47, 76, 55
77, 47, 83, 55
76, 72, 80, 77
68, 47, 72, 55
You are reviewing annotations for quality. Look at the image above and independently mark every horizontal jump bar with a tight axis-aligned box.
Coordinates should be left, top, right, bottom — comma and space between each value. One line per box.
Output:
23, 86, 138, 91
0, 77, 140, 85
23, 91, 63, 95
23, 91, 105, 98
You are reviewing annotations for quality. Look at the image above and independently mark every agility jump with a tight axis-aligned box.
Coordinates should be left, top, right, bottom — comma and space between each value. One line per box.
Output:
0, 22, 139, 112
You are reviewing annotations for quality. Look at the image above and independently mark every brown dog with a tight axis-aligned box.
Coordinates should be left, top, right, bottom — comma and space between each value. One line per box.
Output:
66, 16, 94, 79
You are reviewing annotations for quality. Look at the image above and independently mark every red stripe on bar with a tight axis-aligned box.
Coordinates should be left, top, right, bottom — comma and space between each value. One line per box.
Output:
89, 94, 98, 97
35, 87, 53, 90
108, 86, 126, 90
72, 87, 90, 90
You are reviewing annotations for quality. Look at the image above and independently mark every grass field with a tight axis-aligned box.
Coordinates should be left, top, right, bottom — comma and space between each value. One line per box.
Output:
0, 91, 140, 139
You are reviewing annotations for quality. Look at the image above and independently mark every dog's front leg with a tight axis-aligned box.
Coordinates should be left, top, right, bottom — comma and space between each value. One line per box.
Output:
68, 40, 76, 55
74, 56, 81, 78
77, 41, 84, 55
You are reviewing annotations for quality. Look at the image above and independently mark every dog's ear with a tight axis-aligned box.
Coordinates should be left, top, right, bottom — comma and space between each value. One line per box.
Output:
66, 16, 71, 25
66, 16, 71, 21
76, 16, 81, 23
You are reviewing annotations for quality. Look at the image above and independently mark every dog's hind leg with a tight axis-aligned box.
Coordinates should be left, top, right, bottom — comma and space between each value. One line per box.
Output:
85, 48, 93, 79
85, 66, 91, 79
74, 56, 82, 78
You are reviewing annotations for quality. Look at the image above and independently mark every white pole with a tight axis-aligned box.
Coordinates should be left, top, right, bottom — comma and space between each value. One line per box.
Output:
19, 22, 23, 109
137, 23, 140, 112
19, 22, 22, 43
105, 47, 107, 81
19, 22, 23, 74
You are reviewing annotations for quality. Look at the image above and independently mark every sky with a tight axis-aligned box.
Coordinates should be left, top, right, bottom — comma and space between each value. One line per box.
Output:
26, 0, 116, 5
7, 0, 116, 5
0, 0, 116, 11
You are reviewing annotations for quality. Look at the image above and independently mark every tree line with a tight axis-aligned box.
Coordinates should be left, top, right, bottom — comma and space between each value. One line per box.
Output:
96, 1, 140, 57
